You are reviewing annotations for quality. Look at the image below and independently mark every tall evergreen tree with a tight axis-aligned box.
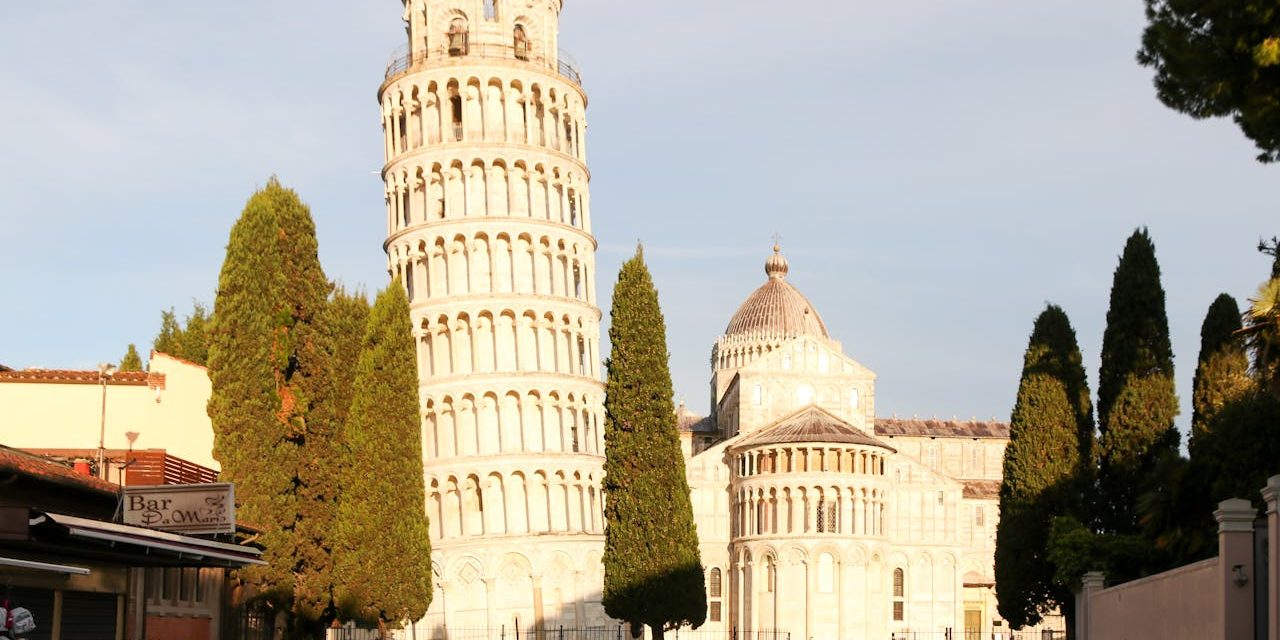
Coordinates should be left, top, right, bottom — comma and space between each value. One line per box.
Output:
333, 281, 432, 630
208, 178, 334, 639
152, 302, 213, 365
996, 305, 1092, 634
154, 308, 182, 356
1096, 228, 1180, 534
119, 344, 143, 372
602, 247, 705, 639
1190, 294, 1251, 448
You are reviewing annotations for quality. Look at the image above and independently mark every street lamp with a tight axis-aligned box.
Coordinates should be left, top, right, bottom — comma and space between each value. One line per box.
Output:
97, 362, 117, 479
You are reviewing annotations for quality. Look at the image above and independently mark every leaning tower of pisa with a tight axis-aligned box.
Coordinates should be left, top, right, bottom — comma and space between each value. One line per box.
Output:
378, 0, 607, 633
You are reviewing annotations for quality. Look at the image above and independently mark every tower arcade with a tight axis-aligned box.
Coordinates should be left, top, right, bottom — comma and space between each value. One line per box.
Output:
378, 0, 606, 632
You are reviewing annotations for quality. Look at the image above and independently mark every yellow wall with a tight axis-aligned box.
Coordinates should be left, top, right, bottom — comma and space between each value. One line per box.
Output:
0, 353, 216, 470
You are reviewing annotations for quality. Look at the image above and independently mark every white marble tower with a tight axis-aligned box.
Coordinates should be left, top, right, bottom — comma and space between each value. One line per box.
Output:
378, 0, 607, 633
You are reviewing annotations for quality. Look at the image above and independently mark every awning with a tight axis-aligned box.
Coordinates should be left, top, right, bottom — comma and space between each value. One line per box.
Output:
0, 556, 91, 575
31, 512, 264, 567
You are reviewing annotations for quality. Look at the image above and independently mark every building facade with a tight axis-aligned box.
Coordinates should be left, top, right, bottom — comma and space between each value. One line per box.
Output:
377, 0, 608, 634
0, 352, 216, 472
680, 247, 1062, 639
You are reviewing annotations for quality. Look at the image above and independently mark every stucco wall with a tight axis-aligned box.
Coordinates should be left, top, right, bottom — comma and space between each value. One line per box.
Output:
1087, 557, 1220, 640
0, 353, 215, 469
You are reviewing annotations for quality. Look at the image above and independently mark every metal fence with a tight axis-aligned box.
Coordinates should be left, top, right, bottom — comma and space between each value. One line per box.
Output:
888, 631, 1063, 640
378, 626, 789, 640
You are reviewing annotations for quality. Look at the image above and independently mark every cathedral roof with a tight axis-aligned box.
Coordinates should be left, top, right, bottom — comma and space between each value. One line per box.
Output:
874, 417, 1010, 439
724, 245, 830, 340
731, 406, 894, 451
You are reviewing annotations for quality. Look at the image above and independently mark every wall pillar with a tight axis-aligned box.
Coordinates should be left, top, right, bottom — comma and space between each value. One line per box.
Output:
1263, 475, 1280, 640
1076, 571, 1104, 640
1214, 498, 1256, 640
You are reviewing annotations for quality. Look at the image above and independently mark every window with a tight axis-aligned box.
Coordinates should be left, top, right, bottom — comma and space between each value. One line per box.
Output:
448, 18, 469, 55
405, 265, 415, 300
450, 94, 463, 141
925, 445, 938, 469
766, 557, 776, 592
513, 24, 530, 60
709, 601, 722, 622
827, 501, 837, 532
815, 499, 825, 533
752, 384, 763, 406
709, 568, 722, 597
850, 387, 860, 409
892, 567, 905, 621
483, 0, 496, 21
975, 506, 985, 527
937, 491, 944, 506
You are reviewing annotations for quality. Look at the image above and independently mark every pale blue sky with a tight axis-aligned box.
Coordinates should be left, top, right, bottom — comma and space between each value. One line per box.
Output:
1, 1, 1276, 437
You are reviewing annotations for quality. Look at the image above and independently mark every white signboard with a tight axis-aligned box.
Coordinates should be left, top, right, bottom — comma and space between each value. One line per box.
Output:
122, 483, 235, 534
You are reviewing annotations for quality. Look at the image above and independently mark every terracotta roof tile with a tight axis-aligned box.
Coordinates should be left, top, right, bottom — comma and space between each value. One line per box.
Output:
0, 368, 163, 388
962, 480, 1001, 499
874, 417, 1010, 439
0, 446, 117, 495
732, 406, 895, 451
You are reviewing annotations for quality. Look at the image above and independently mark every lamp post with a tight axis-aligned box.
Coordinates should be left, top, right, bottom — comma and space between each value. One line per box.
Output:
97, 362, 117, 479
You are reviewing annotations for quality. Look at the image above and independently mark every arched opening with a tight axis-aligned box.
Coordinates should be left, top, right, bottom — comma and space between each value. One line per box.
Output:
513, 24, 530, 60
448, 18, 469, 56
892, 567, 905, 621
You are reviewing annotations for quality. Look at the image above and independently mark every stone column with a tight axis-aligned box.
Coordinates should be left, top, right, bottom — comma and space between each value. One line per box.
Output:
1214, 498, 1256, 640
1263, 475, 1280, 640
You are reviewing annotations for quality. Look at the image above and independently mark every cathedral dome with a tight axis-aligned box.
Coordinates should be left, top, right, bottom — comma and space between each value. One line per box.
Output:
724, 245, 830, 339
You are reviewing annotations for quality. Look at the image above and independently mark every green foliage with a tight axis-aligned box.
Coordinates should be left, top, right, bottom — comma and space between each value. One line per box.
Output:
995, 305, 1092, 631
1096, 228, 1180, 534
602, 247, 706, 637
119, 344, 143, 372
208, 178, 335, 639
1046, 517, 1155, 590
1190, 294, 1251, 447
333, 281, 432, 627
1137, 0, 1280, 162
153, 302, 213, 365
1243, 277, 1280, 397
1196, 390, 1280, 502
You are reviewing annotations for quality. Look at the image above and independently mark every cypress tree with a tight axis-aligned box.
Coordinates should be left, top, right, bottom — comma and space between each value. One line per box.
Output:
119, 344, 143, 372
1095, 228, 1180, 534
995, 305, 1092, 634
1190, 294, 1251, 448
602, 247, 705, 639
154, 308, 182, 356
333, 281, 432, 629
208, 178, 334, 638
152, 302, 213, 365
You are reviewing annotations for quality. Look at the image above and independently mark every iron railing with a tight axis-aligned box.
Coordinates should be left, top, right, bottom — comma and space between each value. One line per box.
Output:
385, 43, 582, 86
369, 626, 790, 640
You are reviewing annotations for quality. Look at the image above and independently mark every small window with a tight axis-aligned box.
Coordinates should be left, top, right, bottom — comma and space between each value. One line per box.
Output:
483, 0, 496, 21
448, 18, 469, 56
976, 506, 985, 527
850, 387, 860, 409
893, 568, 905, 597
709, 568, 722, 597
937, 491, 944, 506
513, 24, 530, 60
766, 558, 776, 592
752, 384, 763, 406
893, 601, 904, 621
709, 601, 722, 622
